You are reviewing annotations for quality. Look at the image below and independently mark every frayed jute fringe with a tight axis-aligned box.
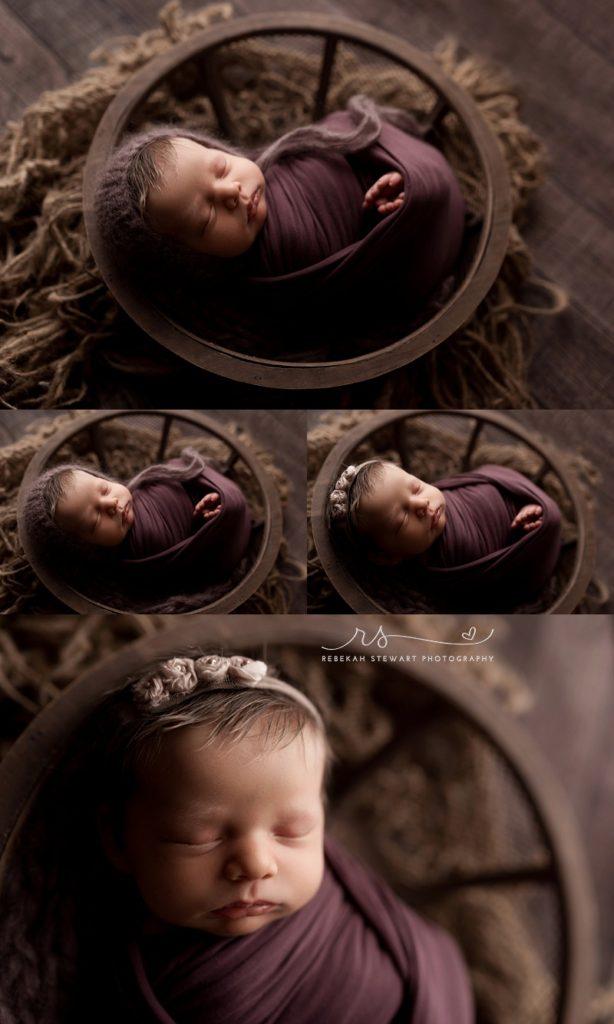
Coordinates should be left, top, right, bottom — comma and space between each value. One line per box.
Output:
307, 411, 608, 614
0, 616, 585, 1022
0, 2, 562, 407
0, 414, 302, 613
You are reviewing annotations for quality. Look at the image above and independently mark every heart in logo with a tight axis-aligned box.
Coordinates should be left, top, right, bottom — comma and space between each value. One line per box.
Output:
461, 626, 477, 641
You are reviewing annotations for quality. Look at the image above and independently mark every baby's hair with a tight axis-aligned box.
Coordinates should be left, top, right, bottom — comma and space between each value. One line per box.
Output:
104, 654, 329, 805
40, 466, 79, 520
327, 458, 393, 551
0, 653, 328, 1024
127, 136, 177, 217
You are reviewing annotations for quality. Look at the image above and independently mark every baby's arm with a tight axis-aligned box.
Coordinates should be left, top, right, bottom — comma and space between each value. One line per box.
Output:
193, 491, 221, 520
510, 504, 543, 532
363, 171, 405, 215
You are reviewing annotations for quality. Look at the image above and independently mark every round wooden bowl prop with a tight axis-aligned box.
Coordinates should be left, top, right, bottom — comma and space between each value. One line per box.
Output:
311, 410, 595, 614
83, 13, 511, 391
16, 410, 282, 614
0, 618, 596, 1024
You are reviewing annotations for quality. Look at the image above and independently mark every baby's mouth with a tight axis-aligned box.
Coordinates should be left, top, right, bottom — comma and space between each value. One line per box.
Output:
430, 505, 443, 529
247, 187, 261, 223
211, 900, 279, 919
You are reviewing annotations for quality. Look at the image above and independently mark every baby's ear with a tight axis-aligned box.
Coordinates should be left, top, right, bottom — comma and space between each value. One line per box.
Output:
97, 804, 131, 874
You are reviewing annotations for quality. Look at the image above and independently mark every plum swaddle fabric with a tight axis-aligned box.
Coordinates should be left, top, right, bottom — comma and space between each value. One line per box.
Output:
248, 111, 466, 308
421, 464, 562, 601
124, 837, 474, 1024
120, 464, 252, 584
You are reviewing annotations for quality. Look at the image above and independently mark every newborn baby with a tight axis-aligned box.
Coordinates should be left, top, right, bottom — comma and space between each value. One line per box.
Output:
52, 467, 222, 550
133, 136, 404, 260
90, 655, 475, 1022
96, 95, 465, 311
24, 452, 252, 587
328, 459, 562, 604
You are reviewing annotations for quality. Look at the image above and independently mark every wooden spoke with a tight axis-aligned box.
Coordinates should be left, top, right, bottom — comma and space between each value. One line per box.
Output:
88, 424, 109, 473
534, 457, 551, 486
199, 51, 233, 137
313, 35, 338, 121
420, 95, 449, 138
223, 448, 240, 476
461, 419, 484, 471
394, 420, 412, 470
156, 414, 173, 462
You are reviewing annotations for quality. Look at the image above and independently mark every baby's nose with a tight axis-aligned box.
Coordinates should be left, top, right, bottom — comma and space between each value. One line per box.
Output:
215, 179, 242, 208
223, 838, 278, 882
410, 495, 429, 512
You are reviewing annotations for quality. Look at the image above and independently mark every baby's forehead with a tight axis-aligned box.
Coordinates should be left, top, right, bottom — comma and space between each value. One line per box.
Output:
144, 720, 325, 773
56, 469, 96, 507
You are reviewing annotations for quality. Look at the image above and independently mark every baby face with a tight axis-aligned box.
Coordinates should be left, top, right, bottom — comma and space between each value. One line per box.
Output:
117, 723, 326, 937
54, 469, 134, 547
146, 138, 267, 257
359, 463, 446, 563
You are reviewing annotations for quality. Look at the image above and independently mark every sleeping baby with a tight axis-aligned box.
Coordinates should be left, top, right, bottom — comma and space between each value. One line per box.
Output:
95, 94, 465, 313
327, 459, 562, 606
6, 653, 474, 1023
23, 450, 252, 592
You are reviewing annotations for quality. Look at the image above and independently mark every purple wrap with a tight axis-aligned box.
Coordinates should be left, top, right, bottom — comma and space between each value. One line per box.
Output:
421, 464, 562, 599
120, 465, 252, 584
248, 111, 466, 307
124, 837, 474, 1024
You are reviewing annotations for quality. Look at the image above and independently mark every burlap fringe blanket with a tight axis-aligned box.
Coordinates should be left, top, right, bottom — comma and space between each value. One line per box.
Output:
0, 615, 610, 1022
0, 1, 564, 408
0, 412, 303, 613
307, 411, 609, 614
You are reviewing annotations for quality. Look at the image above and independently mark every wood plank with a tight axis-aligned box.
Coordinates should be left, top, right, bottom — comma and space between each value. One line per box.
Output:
1, 0, 144, 75
528, 310, 613, 408
0, 1, 67, 123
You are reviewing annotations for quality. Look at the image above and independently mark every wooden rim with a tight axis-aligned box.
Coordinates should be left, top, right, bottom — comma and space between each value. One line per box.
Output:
311, 411, 595, 613
0, 617, 596, 1024
16, 410, 283, 614
83, 13, 511, 390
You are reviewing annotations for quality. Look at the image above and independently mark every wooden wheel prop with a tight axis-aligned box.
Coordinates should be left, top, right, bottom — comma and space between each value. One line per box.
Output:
0, 618, 596, 1024
83, 13, 511, 390
311, 410, 595, 613
16, 410, 282, 614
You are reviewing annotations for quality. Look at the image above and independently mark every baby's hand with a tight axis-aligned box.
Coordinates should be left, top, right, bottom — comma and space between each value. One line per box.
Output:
363, 172, 405, 215
510, 504, 543, 532
193, 492, 221, 520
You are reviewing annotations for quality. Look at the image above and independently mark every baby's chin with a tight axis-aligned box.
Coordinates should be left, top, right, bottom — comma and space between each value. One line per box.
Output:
198, 907, 287, 937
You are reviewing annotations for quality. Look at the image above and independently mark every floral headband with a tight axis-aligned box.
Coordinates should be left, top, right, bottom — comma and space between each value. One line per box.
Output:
131, 654, 322, 726
327, 459, 384, 524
